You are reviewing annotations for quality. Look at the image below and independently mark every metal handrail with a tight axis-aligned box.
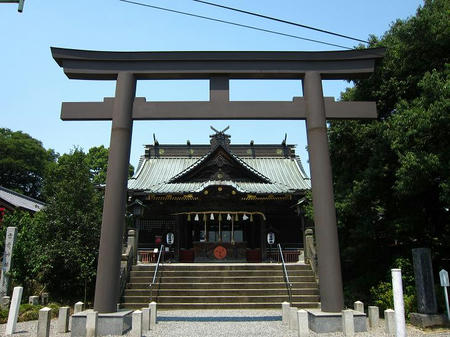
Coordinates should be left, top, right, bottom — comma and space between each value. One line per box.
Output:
278, 243, 293, 304
149, 244, 165, 301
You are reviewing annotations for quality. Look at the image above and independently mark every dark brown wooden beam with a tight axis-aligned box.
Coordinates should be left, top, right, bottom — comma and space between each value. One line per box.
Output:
52, 47, 385, 80
61, 97, 377, 120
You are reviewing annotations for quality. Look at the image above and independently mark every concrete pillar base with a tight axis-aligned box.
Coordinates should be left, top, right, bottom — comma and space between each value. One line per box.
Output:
71, 310, 133, 337
306, 309, 367, 333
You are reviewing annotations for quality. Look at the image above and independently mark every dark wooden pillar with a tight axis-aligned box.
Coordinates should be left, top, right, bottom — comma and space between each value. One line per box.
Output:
94, 72, 136, 313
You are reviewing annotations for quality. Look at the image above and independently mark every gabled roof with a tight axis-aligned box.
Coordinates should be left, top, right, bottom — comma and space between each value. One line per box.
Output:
169, 144, 271, 184
0, 186, 46, 212
128, 156, 310, 195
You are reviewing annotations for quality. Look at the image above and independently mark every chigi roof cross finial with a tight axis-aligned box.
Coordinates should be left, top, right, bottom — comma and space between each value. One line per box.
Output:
210, 126, 231, 150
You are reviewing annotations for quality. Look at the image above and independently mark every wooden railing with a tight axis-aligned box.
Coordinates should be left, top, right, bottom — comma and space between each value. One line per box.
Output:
138, 250, 174, 263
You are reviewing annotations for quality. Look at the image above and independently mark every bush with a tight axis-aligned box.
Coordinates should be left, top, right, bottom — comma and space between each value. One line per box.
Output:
0, 303, 61, 324
370, 257, 417, 318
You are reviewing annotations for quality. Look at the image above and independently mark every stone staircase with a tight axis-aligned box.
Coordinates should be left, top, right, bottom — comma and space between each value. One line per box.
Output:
122, 263, 320, 310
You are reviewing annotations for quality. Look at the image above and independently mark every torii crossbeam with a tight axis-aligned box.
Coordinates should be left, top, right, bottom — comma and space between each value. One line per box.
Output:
52, 47, 385, 314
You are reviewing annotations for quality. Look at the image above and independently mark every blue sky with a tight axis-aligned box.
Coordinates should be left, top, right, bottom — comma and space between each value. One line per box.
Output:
1, 0, 424, 173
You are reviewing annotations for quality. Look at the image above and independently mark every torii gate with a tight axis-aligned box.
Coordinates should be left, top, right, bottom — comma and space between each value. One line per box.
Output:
52, 47, 384, 314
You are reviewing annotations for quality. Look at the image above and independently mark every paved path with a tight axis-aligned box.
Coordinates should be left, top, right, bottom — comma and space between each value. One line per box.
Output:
1, 309, 449, 336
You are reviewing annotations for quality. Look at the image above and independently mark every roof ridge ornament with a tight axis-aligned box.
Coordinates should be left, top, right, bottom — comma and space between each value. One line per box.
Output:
210, 125, 231, 150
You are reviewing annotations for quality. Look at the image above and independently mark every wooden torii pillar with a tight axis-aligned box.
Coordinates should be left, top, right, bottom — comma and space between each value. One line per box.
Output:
52, 47, 384, 313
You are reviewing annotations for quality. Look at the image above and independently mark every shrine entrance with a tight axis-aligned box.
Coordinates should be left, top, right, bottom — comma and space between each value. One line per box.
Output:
52, 47, 384, 313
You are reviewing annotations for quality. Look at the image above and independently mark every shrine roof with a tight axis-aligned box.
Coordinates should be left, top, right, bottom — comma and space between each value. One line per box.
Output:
0, 186, 46, 212
128, 155, 310, 194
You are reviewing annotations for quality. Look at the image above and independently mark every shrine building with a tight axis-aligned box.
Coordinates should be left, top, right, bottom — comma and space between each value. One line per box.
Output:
127, 128, 311, 263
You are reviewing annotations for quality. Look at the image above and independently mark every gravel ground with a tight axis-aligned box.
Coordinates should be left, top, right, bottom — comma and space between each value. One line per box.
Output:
1, 309, 449, 337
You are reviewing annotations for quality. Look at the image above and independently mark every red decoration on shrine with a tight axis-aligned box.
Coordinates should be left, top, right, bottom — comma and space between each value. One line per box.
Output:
0, 207, 5, 223
214, 245, 227, 260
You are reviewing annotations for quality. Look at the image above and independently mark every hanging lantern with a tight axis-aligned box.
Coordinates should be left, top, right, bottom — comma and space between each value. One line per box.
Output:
210, 213, 215, 220
218, 213, 222, 221
250, 214, 254, 222
243, 214, 249, 221
187, 213, 191, 221
194, 214, 199, 221
227, 213, 232, 221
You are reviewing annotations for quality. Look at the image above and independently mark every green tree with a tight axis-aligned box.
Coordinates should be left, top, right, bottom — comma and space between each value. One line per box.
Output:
86, 145, 134, 185
328, 0, 450, 305
6, 148, 103, 302
0, 128, 56, 199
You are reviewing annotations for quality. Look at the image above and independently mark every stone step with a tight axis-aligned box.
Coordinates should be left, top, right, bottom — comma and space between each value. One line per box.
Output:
131, 264, 310, 272
129, 270, 314, 277
124, 288, 319, 296
126, 281, 318, 289
123, 294, 320, 304
128, 275, 316, 283
122, 302, 320, 310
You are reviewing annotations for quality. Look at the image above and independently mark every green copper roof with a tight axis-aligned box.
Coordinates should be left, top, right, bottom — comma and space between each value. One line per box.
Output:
128, 156, 310, 194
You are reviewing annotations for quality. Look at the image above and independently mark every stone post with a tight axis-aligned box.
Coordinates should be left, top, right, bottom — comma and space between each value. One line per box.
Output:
342, 309, 354, 337
1, 295, 10, 310
412, 248, 438, 314
303, 71, 344, 312
149, 301, 157, 329
41, 292, 49, 305
132, 310, 142, 337
384, 309, 395, 335
142, 307, 150, 331
128, 229, 136, 264
0, 227, 18, 297
354, 301, 364, 313
57, 307, 70, 333
289, 306, 298, 330
5, 286, 23, 335
37, 307, 51, 337
303, 229, 314, 264
74, 301, 84, 313
368, 306, 379, 328
297, 309, 309, 337
392, 269, 406, 337
282, 301, 290, 324
29, 295, 39, 305
86, 311, 98, 337
94, 71, 136, 313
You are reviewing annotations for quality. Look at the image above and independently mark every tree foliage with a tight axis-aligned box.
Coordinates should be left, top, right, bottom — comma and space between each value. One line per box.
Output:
328, 0, 450, 305
86, 145, 134, 186
5, 148, 103, 302
0, 128, 56, 199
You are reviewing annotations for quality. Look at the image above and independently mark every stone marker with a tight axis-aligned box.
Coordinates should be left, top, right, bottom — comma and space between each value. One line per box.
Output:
297, 309, 309, 337
392, 269, 406, 337
5, 286, 23, 335
57, 306, 70, 333
131, 310, 142, 337
412, 248, 438, 314
342, 309, 355, 337
368, 306, 379, 328
0, 227, 18, 298
149, 301, 157, 329
142, 307, 150, 331
289, 306, 298, 330
1, 295, 10, 310
117, 303, 121, 311
29, 295, 39, 305
282, 301, 290, 324
41, 292, 49, 305
86, 311, 98, 337
74, 301, 84, 313
384, 309, 396, 335
440, 269, 450, 320
354, 301, 364, 313
37, 307, 51, 337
